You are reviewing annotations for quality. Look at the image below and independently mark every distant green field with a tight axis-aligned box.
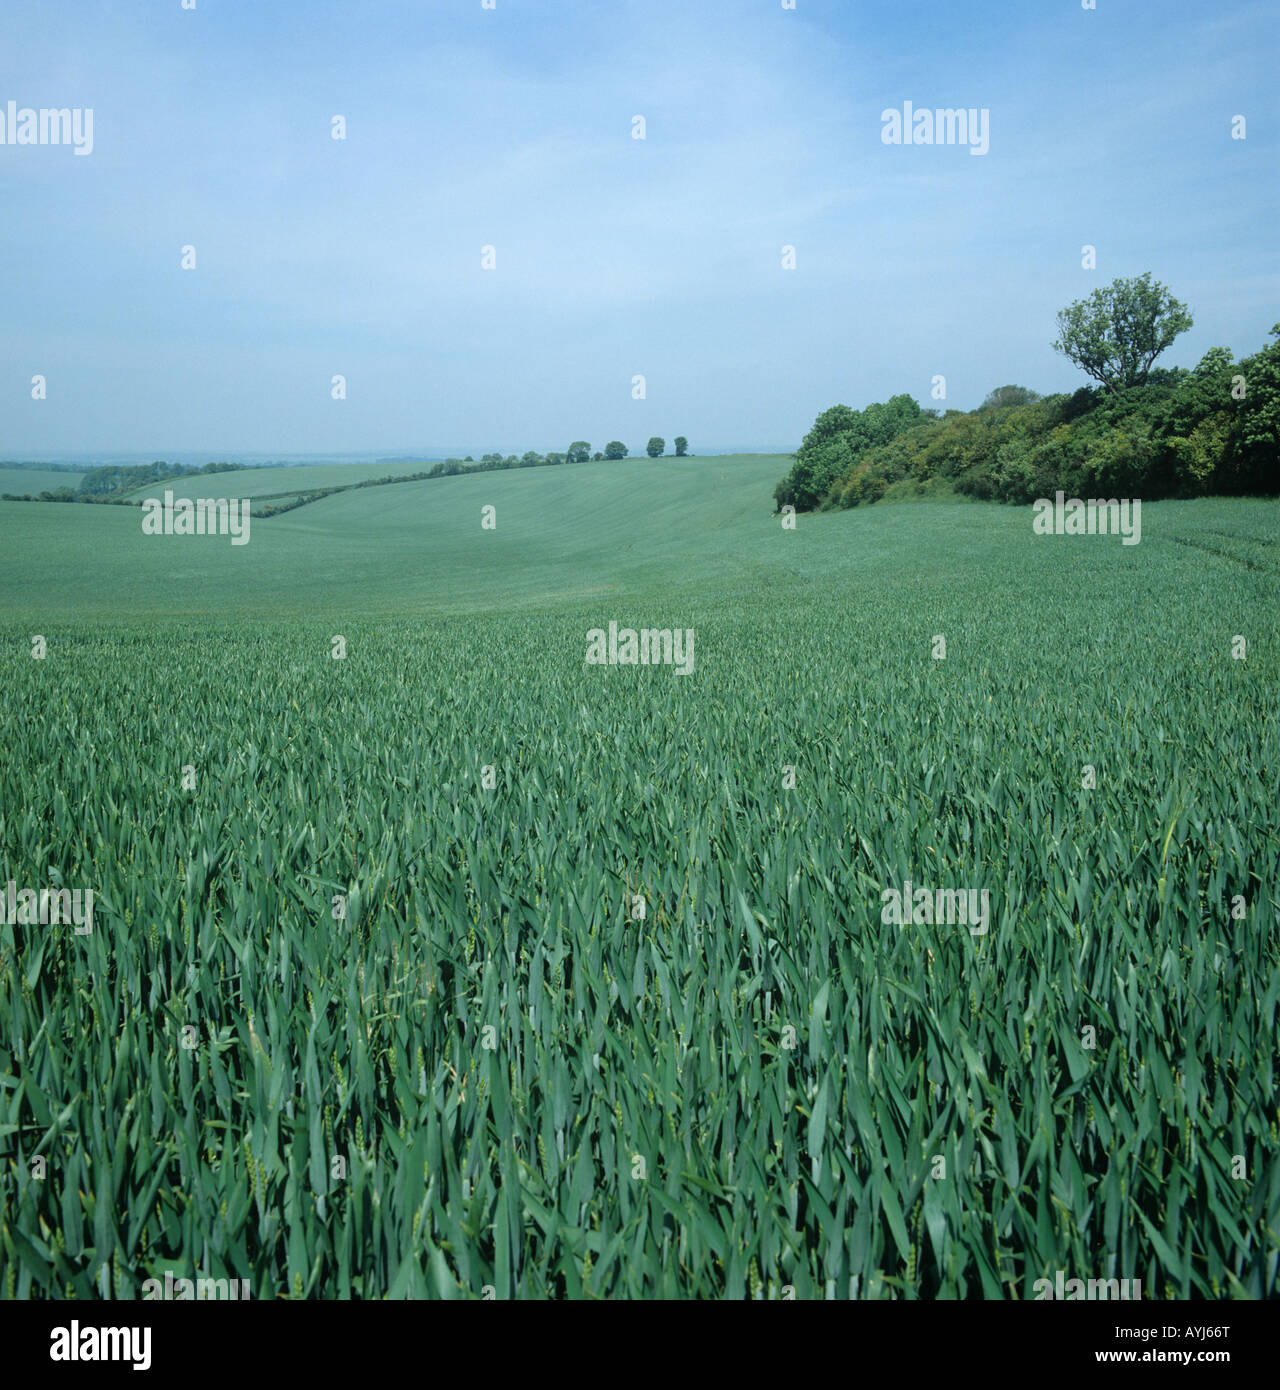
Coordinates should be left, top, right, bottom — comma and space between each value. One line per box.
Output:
0, 467, 86, 495
0, 455, 793, 618
118, 459, 445, 501
1, 461, 1277, 1299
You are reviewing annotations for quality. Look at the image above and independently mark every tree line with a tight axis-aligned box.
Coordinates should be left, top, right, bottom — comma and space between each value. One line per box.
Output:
2, 459, 246, 504
453, 436, 689, 470
3, 438, 697, 507
775, 275, 1279, 511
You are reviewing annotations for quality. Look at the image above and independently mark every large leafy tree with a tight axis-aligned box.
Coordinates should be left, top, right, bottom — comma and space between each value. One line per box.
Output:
566, 441, 591, 463
674, 436, 688, 456
776, 395, 922, 510
797, 404, 860, 453
604, 440, 628, 459
1053, 273, 1192, 391
646, 437, 665, 458
775, 435, 858, 511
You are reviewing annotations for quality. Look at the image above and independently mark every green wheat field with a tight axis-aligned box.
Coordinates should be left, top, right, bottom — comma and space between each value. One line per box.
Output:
1, 457, 1277, 1298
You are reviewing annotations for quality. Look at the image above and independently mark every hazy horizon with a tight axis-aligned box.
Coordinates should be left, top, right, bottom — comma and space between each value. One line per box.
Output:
0, 445, 794, 469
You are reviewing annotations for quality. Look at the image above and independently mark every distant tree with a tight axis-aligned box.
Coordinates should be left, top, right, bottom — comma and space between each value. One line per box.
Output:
566, 441, 591, 464
674, 436, 688, 456
77, 466, 119, 497
480, 452, 504, 468
504, 455, 520, 468
545, 452, 566, 466
979, 385, 1041, 411
604, 440, 628, 460
520, 451, 544, 467
1053, 273, 1193, 392
592, 451, 604, 461
464, 456, 474, 463
77, 460, 202, 499
646, 436, 665, 458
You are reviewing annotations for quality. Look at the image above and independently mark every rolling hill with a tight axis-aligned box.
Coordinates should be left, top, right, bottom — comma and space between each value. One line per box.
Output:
4, 454, 1278, 622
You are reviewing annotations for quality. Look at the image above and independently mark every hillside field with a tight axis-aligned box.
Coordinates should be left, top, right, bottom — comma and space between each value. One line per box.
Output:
0, 459, 1277, 1299
116, 459, 449, 502
0, 467, 87, 496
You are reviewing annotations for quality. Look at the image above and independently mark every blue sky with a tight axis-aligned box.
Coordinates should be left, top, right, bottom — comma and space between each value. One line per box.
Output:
1, 0, 1276, 458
